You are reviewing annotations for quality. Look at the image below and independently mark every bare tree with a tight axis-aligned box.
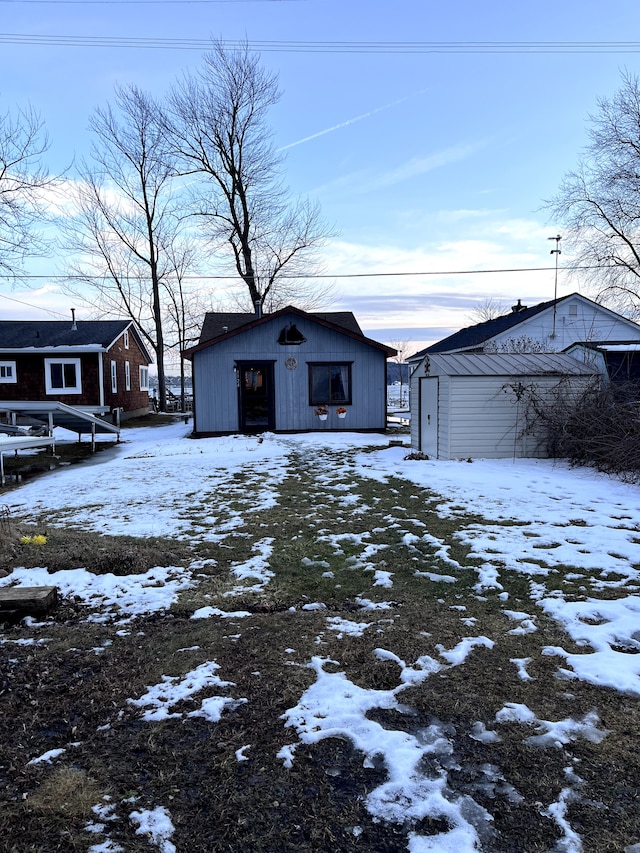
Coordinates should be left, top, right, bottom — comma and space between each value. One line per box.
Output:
483, 336, 550, 354
387, 339, 415, 408
62, 84, 192, 411
547, 70, 640, 317
466, 296, 506, 324
0, 103, 54, 278
163, 41, 333, 313
161, 235, 204, 410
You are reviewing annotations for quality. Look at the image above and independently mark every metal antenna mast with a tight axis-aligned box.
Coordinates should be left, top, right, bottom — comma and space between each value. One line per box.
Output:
548, 234, 562, 338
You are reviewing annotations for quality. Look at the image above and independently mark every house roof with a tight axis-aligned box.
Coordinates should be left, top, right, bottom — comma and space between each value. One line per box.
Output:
186, 306, 395, 358
0, 320, 152, 362
409, 293, 640, 360
410, 297, 566, 360
420, 352, 599, 377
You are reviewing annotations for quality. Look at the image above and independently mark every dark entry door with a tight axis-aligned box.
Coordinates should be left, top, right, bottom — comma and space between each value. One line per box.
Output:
238, 362, 275, 433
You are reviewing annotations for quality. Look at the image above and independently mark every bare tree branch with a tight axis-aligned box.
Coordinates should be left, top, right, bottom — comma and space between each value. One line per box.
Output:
0, 103, 55, 278
547, 70, 640, 317
61, 84, 195, 410
163, 40, 335, 312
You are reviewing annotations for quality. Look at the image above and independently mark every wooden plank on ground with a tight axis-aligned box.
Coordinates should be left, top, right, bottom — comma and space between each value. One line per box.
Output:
0, 586, 58, 612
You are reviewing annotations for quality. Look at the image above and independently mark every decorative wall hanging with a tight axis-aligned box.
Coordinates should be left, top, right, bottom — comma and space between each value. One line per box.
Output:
277, 324, 306, 345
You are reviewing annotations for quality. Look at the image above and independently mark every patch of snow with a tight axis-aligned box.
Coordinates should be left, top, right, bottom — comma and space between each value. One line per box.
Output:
129, 806, 176, 853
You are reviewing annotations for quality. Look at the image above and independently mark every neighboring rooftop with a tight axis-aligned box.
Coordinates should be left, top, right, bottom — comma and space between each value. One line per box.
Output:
410, 297, 562, 360
0, 319, 135, 350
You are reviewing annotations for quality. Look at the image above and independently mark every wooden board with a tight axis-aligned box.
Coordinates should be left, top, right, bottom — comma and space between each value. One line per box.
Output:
0, 586, 57, 612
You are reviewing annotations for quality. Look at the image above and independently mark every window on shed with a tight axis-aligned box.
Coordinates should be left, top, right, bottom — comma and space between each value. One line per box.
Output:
125, 361, 131, 391
308, 363, 352, 405
44, 358, 82, 394
124, 329, 130, 349
0, 361, 17, 383
139, 365, 149, 391
111, 360, 117, 393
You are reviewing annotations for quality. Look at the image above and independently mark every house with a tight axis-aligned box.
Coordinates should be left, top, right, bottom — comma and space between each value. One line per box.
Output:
410, 352, 599, 460
564, 341, 640, 389
0, 318, 152, 420
408, 293, 640, 362
183, 306, 396, 436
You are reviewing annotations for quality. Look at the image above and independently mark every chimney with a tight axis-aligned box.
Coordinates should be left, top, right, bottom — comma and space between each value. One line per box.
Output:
254, 299, 262, 319
71, 308, 77, 330
511, 299, 526, 314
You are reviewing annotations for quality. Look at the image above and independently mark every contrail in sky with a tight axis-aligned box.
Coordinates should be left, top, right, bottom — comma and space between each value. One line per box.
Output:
278, 92, 425, 151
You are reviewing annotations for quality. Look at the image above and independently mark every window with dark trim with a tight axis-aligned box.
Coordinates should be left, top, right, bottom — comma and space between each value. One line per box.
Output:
308, 362, 352, 405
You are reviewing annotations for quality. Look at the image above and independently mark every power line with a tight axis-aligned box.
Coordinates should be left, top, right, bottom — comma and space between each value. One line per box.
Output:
1, 0, 302, 3
2, 35, 640, 53
0, 264, 597, 281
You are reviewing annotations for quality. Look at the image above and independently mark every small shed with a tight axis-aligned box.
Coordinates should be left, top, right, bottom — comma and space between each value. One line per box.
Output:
410, 352, 599, 460
183, 306, 396, 436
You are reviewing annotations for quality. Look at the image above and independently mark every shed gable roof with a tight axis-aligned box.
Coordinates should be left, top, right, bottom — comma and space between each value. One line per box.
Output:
186, 306, 395, 358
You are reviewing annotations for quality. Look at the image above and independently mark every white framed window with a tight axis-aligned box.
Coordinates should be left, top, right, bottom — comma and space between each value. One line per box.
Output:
124, 329, 130, 349
125, 361, 131, 391
139, 365, 149, 391
111, 360, 117, 393
0, 361, 17, 383
44, 358, 82, 395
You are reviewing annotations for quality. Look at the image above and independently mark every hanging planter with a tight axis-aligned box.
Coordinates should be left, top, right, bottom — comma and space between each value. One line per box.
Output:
314, 405, 329, 422
336, 407, 347, 419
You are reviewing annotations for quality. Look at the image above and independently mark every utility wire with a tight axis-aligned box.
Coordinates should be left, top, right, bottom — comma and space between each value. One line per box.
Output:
2, 35, 640, 53
0, 264, 601, 280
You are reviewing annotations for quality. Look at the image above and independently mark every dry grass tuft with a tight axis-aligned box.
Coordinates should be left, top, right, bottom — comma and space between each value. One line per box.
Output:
27, 767, 103, 817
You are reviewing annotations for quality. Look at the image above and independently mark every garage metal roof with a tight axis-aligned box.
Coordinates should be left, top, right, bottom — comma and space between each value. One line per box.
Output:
421, 352, 600, 377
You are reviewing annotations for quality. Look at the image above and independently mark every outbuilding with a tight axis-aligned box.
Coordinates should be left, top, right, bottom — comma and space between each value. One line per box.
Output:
184, 306, 396, 436
410, 352, 599, 460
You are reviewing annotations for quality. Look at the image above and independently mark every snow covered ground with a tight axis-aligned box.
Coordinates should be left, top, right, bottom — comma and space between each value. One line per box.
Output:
2, 422, 640, 852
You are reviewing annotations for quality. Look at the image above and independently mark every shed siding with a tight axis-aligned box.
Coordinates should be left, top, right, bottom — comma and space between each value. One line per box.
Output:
193, 313, 387, 434
442, 375, 592, 460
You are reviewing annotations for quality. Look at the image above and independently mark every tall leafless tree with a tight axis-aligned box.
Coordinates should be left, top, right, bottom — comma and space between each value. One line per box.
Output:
466, 296, 507, 324
548, 70, 640, 318
163, 41, 333, 313
0, 103, 55, 278
62, 84, 191, 411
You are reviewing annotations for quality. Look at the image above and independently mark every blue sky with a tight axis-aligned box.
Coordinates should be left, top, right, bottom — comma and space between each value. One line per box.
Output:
2, 0, 640, 351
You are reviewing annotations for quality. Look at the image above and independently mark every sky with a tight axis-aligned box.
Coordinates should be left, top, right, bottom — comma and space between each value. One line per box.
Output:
3, 423, 640, 850
2, 0, 640, 354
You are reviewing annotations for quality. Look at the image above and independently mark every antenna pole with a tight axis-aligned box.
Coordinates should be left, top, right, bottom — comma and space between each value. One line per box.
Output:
548, 234, 562, 338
